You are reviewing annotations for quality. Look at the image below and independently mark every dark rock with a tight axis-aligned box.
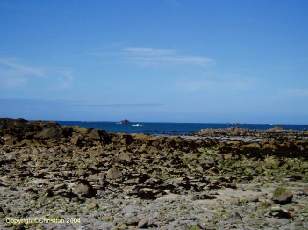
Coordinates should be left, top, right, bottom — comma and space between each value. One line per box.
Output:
119, 134, 134, 145
133, 188, 163, 200
269, 206, 292, 219
192, 192, 216, 200
46, 188, 54, 197
62, 127, 73, 138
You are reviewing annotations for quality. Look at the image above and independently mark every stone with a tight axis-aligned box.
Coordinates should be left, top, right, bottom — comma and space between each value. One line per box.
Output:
192, 192, 216, 200
71, 181, 96, 198
134, 188, 162, 200
300, 187, 308, 196
272, 187, 293, 204
73, 126, 89, 134
3, 134, 17, 145
87, 129, 101, 140
106, 167, 123, 180
138, 218, 149, 228
34, 126, 62, 139
120, 134, 134, 145
54, 183, 67, 190
118, 152, 132, 162
71, 134, 83, 146
87, 201, 99, 210
269, 206, 292, 219
61, 127, 73, 138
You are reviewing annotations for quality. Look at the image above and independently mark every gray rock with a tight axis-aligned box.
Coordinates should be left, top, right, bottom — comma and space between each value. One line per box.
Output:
138, 218, 149, 228
106, 167, 122, 180
71, 181, 96, 198
272, 187, 293, 204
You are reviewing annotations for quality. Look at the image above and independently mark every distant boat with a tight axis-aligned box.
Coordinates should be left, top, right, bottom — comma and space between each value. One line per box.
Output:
132, 123, 142, 127
118, 119, 130, 125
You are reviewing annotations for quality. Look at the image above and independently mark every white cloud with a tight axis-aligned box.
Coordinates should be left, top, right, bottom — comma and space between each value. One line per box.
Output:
0, 58, 46, 78
89, 47, 214, 67
0, 58, 73, 89
122, 47, 214, 67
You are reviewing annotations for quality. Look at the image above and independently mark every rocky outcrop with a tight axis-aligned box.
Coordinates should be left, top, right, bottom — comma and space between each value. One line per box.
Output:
0, 118, 111, 147
1, 119, 308, 158
0, 119, 308, 229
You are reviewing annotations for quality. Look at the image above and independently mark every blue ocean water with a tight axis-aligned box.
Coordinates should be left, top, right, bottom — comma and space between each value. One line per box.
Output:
57, 121, 308, 135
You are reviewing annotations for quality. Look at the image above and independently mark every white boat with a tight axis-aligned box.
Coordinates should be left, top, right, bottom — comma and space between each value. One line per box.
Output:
132, 123, 142, 127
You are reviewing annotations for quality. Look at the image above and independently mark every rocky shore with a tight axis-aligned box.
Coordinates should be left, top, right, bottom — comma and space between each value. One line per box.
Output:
0, 118, 307, 229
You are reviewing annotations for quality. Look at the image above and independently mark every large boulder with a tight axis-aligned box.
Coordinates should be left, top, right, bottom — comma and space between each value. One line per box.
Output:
272, 187, 293, 204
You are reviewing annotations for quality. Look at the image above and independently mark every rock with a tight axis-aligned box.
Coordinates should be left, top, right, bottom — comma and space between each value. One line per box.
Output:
87, 129, 101, 140
269, 206, 292, 219
73, 126, 89, 135
241, 143, 261, 153
34, 126, 62, 139
71, 181, 96, 198
303, 187, 308, 196
45, 188, 54, 197
272, 187, 293, 204
118, 152, 132, 162
0, 176, 11, 187
124, 217, 139, 226
138, 218, 149, 228
106, 167, 123, 180
3, 134, 17, 145
119, 134, 134, 145
192, 192, 216, 200
86, 201, 99, 210
71, 134, 84, 146
133, 188, 163, 200
287, 174, 302, 181
54, 183, 67, 190
61, 127, 73, 138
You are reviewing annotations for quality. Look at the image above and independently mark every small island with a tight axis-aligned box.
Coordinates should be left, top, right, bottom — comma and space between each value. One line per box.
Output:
119, 119, 130, 125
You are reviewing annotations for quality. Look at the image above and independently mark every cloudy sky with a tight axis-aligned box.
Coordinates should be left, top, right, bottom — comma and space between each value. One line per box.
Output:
0, 0, 308, 123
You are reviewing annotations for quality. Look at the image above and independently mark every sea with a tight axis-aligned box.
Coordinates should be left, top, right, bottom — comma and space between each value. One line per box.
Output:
57, 121, 308, 135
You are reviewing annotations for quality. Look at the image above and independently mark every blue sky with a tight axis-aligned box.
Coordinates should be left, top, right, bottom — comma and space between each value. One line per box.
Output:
0, 0, 308, 123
